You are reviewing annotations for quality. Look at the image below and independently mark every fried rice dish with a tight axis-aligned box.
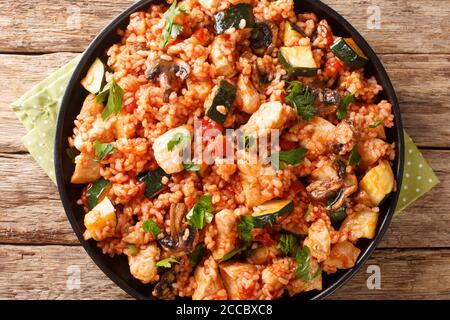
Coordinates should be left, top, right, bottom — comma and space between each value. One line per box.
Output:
68, 0, 396, 300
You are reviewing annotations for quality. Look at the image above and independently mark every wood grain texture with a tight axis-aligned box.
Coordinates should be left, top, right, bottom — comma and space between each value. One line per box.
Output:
1, 53, 449, 152
0, 0, 449, 54
0, 150, 447, 247
1, 244, 449, 299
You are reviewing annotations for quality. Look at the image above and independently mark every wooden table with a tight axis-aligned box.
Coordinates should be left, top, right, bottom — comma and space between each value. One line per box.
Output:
0, 0, 449, 300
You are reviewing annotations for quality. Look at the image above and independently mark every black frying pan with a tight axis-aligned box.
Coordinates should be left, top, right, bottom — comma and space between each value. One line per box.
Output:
55, 0, 404, 300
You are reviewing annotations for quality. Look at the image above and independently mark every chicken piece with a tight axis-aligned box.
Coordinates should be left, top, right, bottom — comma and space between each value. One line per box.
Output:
322, 241, 361, 274
246, 245, 279, 265
242, 101, 293, 133
114, 111, 135, 139
152, 125, 193, 174
83, 197, 116, 241
260, 258, 296, 299
210, 35, 237, 78
210, 209, 238, 260
79, 93, 104, 119
303, 218, 331, 262
128, 243, 160, 284
236, 73, 260, 114
220, 262, 260, 300
286, 258, 322, 296
198, 0, 219, 12
213, 161, 237, 182
71, 152, 101, 184
296, 116, 336, 156
192, 256, 228, 300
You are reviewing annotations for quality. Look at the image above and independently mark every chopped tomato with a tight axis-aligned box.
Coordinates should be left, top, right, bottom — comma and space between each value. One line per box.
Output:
280, 139, 297, 151
254, 232, 277, 246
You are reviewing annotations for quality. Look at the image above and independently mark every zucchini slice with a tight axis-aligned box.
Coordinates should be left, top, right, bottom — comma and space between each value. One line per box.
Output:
138, 167, 170, 199
81, 58, 105, 94
252, 199, 294, 228
330, 37, 368, 69
213, 3, 255, 34
87, 178, 111, 210
278, 46, 318, 77
205, 80, 236, 124
359, 160, 394, 205
282, 21, 304, 46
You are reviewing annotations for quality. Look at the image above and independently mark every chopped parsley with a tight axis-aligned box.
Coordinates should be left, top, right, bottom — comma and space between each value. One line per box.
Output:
183, 162, 200, 171
336, 92, 354, 120
127, 244, 139, 255
238, 216, 254, 242
277, 233, 297, 256
189, 244, 206, 267
270, 147, 307, 170
186, 195, 214, 229
156, 257, 179, 268
161, 0, 186, 48
93, 140, 115, 161
348, 144, 361, 165
96, 77, 124, 120
295, 245, 321, 283
142, 219, 160, 237
219, 244, 250, 263
285, 81, 316, 121
167, 132, 190, 151
368, 118, 383, 128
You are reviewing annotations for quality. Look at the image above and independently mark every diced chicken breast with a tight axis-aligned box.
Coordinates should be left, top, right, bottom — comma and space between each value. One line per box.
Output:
152, 125, 193, 174
296, 116, 336, 155
79, 94, 104, 118
322, 241, 361, 274
236, 74, 260, 114
71, 153, 101, 184
83, 197, 116, 241
210, 35, 236, 78
192, 256, 228, 300
220, 262, 260, 300
303, 218, 331, 262
243, 101, 293, 132
210, 209, 238, 261
286, 258, 322, 296
260, 258, 296, 299
198, 0, 218, 12
128, 243, 160, 284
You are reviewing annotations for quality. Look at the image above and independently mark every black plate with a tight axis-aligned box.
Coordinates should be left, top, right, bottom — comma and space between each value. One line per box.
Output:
55, 0, 404, 300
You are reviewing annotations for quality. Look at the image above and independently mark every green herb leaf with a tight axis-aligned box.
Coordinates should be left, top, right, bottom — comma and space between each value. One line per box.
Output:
348, 144, 361, 165
285, 81, 316, 120
142, 219, 160, 237
167, 132, 190, 151
98, 78, 124, 119
242, 134, 256, 151
336, 93, 354, 120
277, 233, 297, 256
93, 140, 115, 161
156, 257, 180, 268
183, 162, 200, 171
186, 195, 214, 229
66, 147, 80, 163
329, 207, 347, 225
127, 244, 139, 255
219, 244, 249, 263
189, 244, 205, 267
295, 245, 321, 283
238, 216, 254, 242
368, 119, 383, 128
271, 147, 307, 170
161, 0, 185, 48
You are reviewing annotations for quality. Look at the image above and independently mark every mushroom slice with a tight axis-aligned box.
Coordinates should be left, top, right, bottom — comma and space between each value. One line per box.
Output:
152, 269, 177, 300
145, 56, 190, 102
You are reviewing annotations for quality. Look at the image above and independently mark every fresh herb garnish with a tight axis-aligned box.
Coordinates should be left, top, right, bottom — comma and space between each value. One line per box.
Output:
127, 244, 139, 255
167, 132, 190, 151
161, 0, 186, 48
156, 257, 180, 268
238, 216, 254, 242
270, 147, 307, 170
189, 244, 205, 267
295, 245, 321, 283
368, 118, 383, 128
242, 134, 256, 151
348, 144, 361, 165
96, 78, 124, 120
329, 207, 347, 225
277, 233, 297, 256
142, 219, 160, 237
66, 147, 80, 163
93, 140, 115, 161
336, 92, 354, 120
219, 244, 250, 263
183, 162, 200, 171
186, 195, 214, 229
285, 81, 316, 120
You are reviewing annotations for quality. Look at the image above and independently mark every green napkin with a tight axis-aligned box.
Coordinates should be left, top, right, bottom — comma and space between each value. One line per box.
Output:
10, 56, 439, 213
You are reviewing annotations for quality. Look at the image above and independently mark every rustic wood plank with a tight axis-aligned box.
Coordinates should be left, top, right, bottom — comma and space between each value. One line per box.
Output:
0, 0, 448, 54
1, 53, 449, 152
0, 244, 448, 299
0, 150, 447, 247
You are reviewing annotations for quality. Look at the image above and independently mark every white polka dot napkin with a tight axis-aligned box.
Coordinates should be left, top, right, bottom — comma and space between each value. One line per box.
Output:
10, 56, 439, 214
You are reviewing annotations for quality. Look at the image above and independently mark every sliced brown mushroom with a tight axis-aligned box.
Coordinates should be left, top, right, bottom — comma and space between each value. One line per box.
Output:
158, 203, 198, 252
312, 88, 340, 116
152, 269, 177, 300
326, 173, 358, 211
145, 56, 190, 102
